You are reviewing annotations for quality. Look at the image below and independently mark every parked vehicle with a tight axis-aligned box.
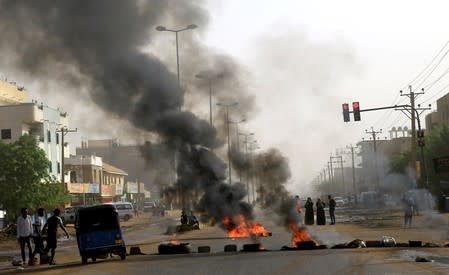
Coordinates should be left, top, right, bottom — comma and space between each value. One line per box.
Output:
333, 197, 348, 207
106, 202, 134, 221
144, 201, 165, 216
75, 204, 126, 264
61, 206, 86, 225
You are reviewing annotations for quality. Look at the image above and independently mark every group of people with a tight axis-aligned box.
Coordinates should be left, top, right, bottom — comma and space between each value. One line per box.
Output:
301, 195, 337, 226
17, 207, 69, 266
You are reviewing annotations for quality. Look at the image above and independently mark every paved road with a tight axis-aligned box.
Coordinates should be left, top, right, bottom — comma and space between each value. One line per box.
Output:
2, 208, 449, 274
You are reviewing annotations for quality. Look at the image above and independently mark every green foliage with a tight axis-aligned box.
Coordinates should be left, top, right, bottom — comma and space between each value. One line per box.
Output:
0, 135, 70, 222
422, 125, 449, 192
389, 151, 410, 174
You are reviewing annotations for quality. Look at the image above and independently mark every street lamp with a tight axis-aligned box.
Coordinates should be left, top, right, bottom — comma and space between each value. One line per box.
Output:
216, 102, 238, 184
247, 142, 260, 204
196, 72, 224, 126
243, 139, 258, 204
229, 119, 246, 151
156, 24, 197, 210
156, 24, 198, 86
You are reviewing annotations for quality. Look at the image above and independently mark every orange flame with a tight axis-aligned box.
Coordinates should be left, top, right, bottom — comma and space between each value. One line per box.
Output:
222, 215, 270, 238
289, 222, 318, 247
170, 233, 180, 245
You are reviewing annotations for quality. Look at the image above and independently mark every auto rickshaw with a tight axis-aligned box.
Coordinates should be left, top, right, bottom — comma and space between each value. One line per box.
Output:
75, 205, 127, 264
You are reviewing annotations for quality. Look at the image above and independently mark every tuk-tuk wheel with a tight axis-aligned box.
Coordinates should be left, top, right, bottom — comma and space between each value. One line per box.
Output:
92, 256, 96, 262
81, 255, 88, 264
120, 252, 126, 260
124, 215, 130, 221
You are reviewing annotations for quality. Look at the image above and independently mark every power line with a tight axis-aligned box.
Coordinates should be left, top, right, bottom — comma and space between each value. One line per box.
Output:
403, 39, 449, 90
420, 81, 449, 105
413, 47, 449, 92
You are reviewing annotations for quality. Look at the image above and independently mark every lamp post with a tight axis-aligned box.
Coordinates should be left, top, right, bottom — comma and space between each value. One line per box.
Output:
156, 24, 197, 210
248, 143, 260, 204
217, 102, 238, 184
196, 72, 224, 127
156, 24, 198, 86
229, 119, 246, 151
242, 139, 257, 204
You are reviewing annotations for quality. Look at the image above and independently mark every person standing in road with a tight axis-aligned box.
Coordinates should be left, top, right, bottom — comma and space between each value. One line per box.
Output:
304, 197, 315, 225
328, 195, 336, 225
30, 208, 45, 265
402, 196, 413, 228
43, 209, 69, 265
316, 198, 326, 225
17, 208, 33, 266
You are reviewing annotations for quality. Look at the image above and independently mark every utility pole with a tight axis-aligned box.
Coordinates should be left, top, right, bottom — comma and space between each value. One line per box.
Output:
346, 144, 358, 203
328, 160, 333, 194
365, 127, 382, 190
400, 85, 423, 172
57, 126, 77, 189
331, 155, 344, 195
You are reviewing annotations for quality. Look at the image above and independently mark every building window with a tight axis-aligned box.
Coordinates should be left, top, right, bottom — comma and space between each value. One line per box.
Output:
56, 133, 59, 144
57, 162, 60, 173
47, 130, 51, 142
1, 129, 11, 139
49, 165, 52, 173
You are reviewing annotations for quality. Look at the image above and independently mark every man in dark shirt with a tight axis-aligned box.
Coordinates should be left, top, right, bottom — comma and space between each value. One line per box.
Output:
328, 195, 336, 225
43, 209, 69, 265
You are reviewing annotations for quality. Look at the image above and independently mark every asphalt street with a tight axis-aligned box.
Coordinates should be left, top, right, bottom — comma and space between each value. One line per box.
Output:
1, 208, 449, 274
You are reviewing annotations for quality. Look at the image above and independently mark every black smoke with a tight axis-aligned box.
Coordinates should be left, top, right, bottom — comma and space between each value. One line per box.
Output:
0, 0, 256, 228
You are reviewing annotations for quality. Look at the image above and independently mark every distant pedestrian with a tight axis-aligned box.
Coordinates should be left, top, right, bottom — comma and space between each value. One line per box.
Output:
316, 199, 326, 225
30, 208, 45, 265
328, 195, 336, 225
304, 197, 314, 225
402, 197, 413, 228
17, 208, 33, 266
43, 209, 69, 265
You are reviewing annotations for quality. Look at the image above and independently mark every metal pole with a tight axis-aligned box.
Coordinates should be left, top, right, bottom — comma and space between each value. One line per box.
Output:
410, 85, 417, 174
350, 146, 357, 203
175, 31, 180, 85
340, 156, 344, 194
61, 127, 65, 185
209, 79, 213, 126
226, 107, 232, 184
245, 141, 250, 203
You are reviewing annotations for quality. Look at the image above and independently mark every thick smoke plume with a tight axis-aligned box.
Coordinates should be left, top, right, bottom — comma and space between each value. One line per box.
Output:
0, 0, 256, 228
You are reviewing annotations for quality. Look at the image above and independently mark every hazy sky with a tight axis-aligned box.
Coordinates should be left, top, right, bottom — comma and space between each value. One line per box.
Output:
200, 0, 449, 190
4, 0, 449, 192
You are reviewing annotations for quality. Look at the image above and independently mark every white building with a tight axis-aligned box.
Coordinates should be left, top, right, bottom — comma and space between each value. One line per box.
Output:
0, 79, 69, 180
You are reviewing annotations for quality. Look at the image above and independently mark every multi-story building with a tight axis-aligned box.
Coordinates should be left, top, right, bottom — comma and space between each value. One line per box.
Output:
65, 155, 128, 205
76, 139, 157, 200
0, 79, 69, 179
425, 92, 449, 130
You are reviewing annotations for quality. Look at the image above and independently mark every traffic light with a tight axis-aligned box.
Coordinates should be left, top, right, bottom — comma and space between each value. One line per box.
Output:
353, 101, 361, 121
417, 130, 425, 147
417, 130, 424, 138
342, 103, 350, 122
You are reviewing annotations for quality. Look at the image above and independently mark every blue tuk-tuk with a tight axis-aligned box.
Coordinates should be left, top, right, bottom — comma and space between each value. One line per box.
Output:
75, 205, 127, 264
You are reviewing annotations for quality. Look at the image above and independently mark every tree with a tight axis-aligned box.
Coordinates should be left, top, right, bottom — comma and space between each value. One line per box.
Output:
389, 151, 411, 174
0, 135, 70, 223
421, 125, 449, 194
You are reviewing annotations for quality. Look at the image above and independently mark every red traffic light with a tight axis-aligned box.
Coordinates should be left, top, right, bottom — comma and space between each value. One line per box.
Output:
352, 101, 361, 121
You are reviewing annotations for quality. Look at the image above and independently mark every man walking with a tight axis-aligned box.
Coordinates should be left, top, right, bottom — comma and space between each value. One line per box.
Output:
17, 208, 33, 266
328, 195, 336, 225
43, 209, 69, 265
30, 208, 45, 265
